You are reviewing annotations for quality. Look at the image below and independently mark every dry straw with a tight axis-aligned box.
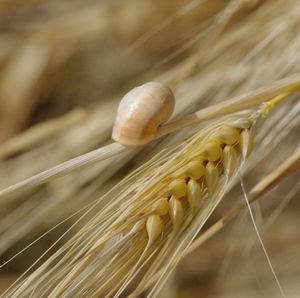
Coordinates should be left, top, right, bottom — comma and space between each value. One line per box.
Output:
1, 0, 300, 296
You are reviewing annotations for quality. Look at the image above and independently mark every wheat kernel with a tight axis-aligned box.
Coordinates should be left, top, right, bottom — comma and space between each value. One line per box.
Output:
215, 126, 240, 145
222, 145, 237, 177
185, 160, 206, 179
239, 129, 253, 159
169, 178, 187, 199
187, 179, 202, 212
201, 141, 223, 161
205, 162, 219, 196
152, 198, 169, 216
169, 196, 185, 230
146, 215, 163, 243
131, 219, 146, 234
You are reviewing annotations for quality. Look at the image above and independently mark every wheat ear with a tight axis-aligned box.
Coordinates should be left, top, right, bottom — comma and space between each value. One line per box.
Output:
131, 147, 300, 296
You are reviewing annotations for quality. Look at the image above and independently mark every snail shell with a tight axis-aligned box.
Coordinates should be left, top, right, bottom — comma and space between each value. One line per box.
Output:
112, 82, 175, 146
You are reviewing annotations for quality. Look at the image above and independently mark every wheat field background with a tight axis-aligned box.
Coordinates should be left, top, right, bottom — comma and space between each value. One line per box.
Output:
0, 0, 299, 297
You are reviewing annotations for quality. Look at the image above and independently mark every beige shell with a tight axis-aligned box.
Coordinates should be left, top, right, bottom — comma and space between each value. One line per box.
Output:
112, 82, 175, 146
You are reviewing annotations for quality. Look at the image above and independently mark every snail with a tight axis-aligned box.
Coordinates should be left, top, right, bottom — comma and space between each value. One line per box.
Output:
112, 82, 175, 146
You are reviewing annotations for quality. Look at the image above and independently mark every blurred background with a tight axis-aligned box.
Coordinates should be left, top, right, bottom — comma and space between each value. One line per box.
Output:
0, 0, 299, 297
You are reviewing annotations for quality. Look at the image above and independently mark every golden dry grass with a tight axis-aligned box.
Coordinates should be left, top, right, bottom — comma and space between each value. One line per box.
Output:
0, 0, 299, 297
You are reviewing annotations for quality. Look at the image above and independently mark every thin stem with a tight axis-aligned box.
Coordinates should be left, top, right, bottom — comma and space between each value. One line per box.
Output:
250, 147, 300, 198
0, 142, 128, 203
158, 73, 300, 136
239, 174, 286, 298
